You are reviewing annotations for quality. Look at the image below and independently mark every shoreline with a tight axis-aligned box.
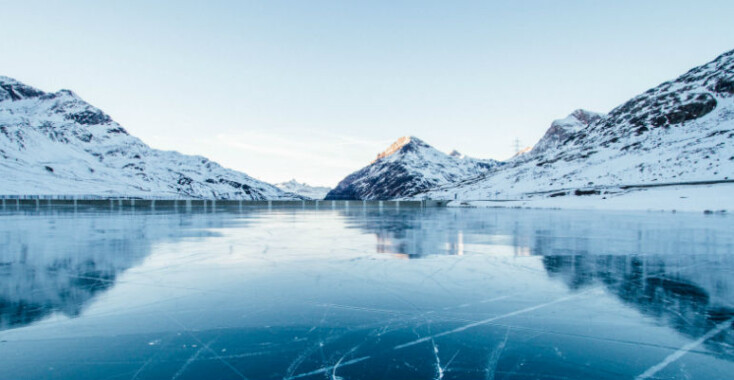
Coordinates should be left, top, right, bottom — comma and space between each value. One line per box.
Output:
445, 183, 734, 213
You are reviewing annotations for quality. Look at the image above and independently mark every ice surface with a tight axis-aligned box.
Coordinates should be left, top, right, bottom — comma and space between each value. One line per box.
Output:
0, 205, 733, 379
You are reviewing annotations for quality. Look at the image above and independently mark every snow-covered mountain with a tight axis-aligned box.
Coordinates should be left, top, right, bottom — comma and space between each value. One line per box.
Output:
0, 76, 299, 199
325, 136, 500, 200
275, 179, 331, 200
530, 109, 604, 155
420, 48, 734, 202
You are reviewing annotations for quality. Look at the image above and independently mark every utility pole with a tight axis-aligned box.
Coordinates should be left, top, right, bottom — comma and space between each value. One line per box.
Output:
513, 138, 521, 155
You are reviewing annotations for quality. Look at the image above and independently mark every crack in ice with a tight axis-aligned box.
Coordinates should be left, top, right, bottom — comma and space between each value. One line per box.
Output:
636, 318, 734, 379
394, 288, 599, 350
284, 356, 371, 380
171, 343, 208, 380
485, 327, 510, 380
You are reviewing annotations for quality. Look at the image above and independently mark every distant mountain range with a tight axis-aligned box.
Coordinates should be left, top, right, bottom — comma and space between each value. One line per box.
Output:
0, 76, 300, 199
275, 179, 331, 200
2, 48, 732, 203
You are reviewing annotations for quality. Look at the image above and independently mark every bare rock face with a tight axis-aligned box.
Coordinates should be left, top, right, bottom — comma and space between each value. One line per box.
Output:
0, 77, 46, 101
325, 136, 499, 200
532, 109, 605, 154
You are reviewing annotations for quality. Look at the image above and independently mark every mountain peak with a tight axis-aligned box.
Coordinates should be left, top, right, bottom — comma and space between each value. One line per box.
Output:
0, 76, 46, 102
569, 109, 604, 124
327, 136, 498, 200
282, 179, 300, 185
275, 179, 331, 200
531, 109, 603, 155
374, 136, 428, 162
552, 109, 604, 129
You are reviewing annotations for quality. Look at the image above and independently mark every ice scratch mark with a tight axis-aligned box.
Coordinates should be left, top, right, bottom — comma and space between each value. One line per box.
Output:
444, 350, 460, 373
635, 318, 734, 379
132, 334, 177, 380
439, 295, 515, 312
394, 288, 598, 350
331, 344, 362, 380
430, 339, 459, 380
131, 355, 155, 380
285, 326, 363, 379
480, 295, 515, 304
485, 328, 510, 380
164, 314, 248, 379
431, 339, 444, 380
198, 350, 272, 361
172, 343, 208, 380
285, 340, 326, 379
284, 356, 370, 380
314, 302, 413, 316
331, 358, 346, 380
201, 344, 245, 378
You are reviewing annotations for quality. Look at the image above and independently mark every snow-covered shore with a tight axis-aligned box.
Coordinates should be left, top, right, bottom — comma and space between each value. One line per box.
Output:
448, 183, 734, 213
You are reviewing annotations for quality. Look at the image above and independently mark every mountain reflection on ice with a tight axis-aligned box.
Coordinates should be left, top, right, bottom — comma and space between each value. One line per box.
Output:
0, 208, 237, 330
543, 254, 734, 356
0, 205, 732, 379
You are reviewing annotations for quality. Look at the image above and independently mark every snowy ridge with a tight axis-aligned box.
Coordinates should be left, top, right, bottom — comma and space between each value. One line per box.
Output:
418, 49, 734, 203
275, 179, 331, 200
325, 136, 500, 200
530, 109, 604, 155
0, 76, 300, 200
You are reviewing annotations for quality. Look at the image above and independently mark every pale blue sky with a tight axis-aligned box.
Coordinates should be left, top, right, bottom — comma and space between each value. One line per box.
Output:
1, 1, 732, 186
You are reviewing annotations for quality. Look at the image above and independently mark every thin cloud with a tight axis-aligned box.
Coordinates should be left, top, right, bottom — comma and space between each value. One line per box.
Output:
214, 131, 387, 170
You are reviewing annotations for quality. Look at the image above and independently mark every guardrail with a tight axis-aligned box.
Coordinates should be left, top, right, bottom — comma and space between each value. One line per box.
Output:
0, 198, 448, 211
0, 194, 191, 200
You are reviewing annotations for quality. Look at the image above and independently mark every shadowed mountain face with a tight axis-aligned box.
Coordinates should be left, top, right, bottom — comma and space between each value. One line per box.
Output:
325, 136, 499, 200
0, 76, 299, 200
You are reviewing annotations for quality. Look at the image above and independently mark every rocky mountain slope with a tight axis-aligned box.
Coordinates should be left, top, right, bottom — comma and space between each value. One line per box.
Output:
325, 136, 500, 200
0, 76, 299, 199
275, 179, 331, 200
419, 48, 734, 201
530, 109, 604, 155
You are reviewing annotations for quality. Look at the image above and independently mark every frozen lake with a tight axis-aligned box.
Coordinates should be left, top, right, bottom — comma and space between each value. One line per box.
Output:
1, 205, 733, 379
